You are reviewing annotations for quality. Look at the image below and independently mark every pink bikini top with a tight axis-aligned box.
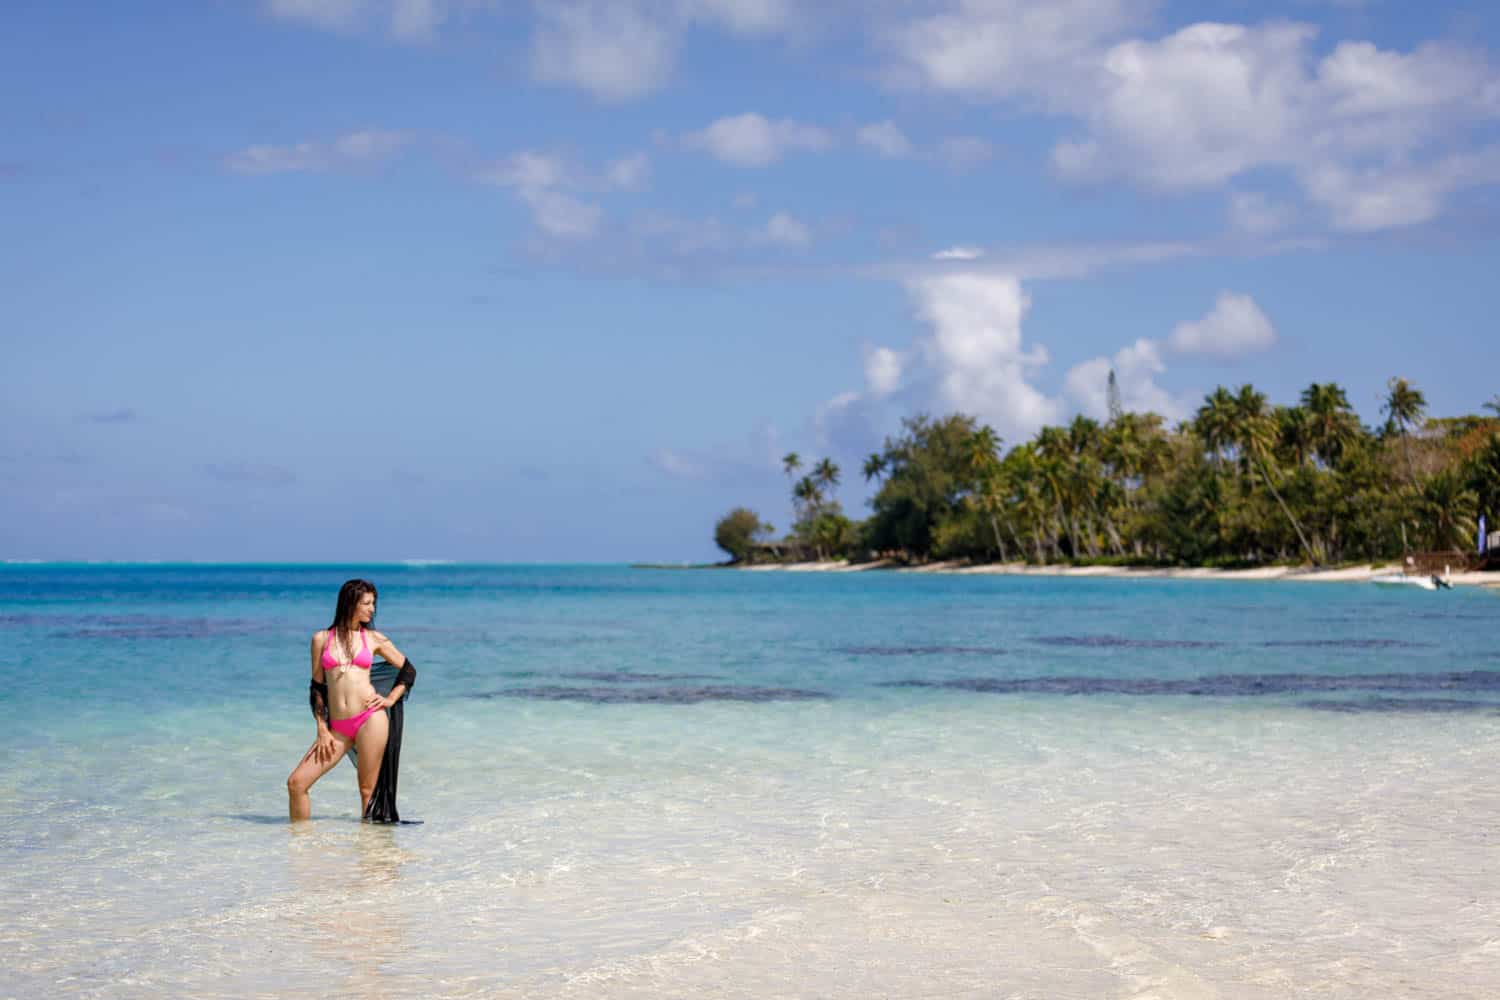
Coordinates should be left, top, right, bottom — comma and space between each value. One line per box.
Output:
321, 628, 373, 672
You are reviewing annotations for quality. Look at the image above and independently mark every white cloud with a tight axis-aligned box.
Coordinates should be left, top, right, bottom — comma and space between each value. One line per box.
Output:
858, 120, 913, 158
683, 113, 834, 167
478, 151, 609, 240
1300, 147, 1500, 231
224, 129, 409, 174
391, 0, 444, 41
864, 346, 904, 396
681, 0, 793, 34
1169, 291, 1277, 358
605, 152, 651, 190
909, 272, 1061, 438
932, 246, 984, 261
649, 448, 708, 480
1227, 191, 1295, 235
532, 2, 678, 102
934, 135, 995, 171
1045, 21, 1500, 227
881, 2, 1500, 231
763, 211, 811, 246
1064, 338, 1188, 421
266, 0, 367, 30
884, 0, 1147, 101
265, 0, 443, 40
530, 0, 796, 101
1052, 22, 1313, 190
522, 189, 603, 239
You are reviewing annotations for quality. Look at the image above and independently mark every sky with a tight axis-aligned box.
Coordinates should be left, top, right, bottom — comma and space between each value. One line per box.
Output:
3, 0, 1499, 563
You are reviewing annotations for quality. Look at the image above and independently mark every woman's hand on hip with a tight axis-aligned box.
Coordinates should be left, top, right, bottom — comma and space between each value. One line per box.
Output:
311, 732, 340, 764
364, 692, 393, 712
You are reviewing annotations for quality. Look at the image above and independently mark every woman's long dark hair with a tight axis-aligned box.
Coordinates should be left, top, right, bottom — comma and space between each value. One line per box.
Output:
329, 578, 377, 660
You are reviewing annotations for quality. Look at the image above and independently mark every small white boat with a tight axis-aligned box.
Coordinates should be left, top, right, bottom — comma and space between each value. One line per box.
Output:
1371, 573, 1438, 590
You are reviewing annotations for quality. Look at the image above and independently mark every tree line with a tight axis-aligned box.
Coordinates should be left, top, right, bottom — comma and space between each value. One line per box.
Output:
714, 378, 1500, 567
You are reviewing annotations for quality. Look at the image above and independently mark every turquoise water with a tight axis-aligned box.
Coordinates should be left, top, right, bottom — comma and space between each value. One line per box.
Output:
4, 564, 1500, 997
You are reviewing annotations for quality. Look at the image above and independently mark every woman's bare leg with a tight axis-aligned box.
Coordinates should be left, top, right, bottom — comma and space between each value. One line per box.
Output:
353, 710, 389, 816
287, 736, 351, 821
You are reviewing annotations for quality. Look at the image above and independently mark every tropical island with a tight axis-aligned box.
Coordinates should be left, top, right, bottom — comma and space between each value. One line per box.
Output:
713, 378, 1500, 581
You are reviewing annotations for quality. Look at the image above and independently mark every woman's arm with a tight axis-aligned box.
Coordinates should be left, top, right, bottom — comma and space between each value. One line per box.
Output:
369, 631, 416, 706
308, 632, 338, 762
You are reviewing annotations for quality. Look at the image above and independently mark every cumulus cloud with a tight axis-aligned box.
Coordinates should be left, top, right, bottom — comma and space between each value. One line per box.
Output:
884, 0, 1146, 101
1169, 291, 1277, 358
531, 0, 795, 101
391, 0, 444, 41
266, 0, 367, 31
909, 273, 1062, 438
605, 152, 651, 190
863, 346, 904, 397
934, 135, 996, 171
1300, 146, 1500, 231
1227, 191, 1295, 235
531, 3, 678, 102
683, 113, 835, 167
762, 211, 811, 246
857, 120, 913, 158
1064, 338, 1189, 421
265, 0, 444, 40
478, 151, 607, 240
882, 2, 1500, 231
224, 129, 410, 174
475, 149, 651, 241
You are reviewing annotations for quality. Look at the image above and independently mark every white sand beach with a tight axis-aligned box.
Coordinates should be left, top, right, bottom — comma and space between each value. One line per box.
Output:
741, 559, 1500, 588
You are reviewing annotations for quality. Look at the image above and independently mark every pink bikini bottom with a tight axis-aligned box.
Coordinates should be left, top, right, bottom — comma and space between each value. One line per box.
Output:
330, 705, 382, 740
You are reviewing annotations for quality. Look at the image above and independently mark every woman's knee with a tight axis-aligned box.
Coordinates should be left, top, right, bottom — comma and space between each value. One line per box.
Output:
288, 770, 312, 796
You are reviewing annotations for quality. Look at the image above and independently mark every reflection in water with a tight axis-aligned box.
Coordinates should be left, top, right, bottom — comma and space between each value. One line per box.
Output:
286, 822, 415, 994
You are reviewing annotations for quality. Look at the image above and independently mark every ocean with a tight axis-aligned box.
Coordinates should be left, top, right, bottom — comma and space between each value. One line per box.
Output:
3, 563, 1499, 998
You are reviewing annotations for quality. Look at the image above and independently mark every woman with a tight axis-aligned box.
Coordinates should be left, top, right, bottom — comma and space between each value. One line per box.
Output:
287, 579, 416, 822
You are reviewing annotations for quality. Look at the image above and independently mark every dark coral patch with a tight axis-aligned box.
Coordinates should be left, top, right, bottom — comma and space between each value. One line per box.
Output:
480, 684, 832, 704
1029, 635, 1224, 650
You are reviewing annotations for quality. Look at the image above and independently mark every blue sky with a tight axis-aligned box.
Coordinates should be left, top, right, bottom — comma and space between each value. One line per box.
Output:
4, 0, 1499, 562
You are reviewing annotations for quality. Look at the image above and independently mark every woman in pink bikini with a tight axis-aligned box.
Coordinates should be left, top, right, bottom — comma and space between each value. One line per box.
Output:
287, 579, 416, 821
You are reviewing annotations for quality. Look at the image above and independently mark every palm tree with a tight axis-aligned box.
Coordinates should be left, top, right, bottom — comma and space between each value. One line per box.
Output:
1300, 382, 1358, 469
1482, 395, 1500, 418
813, 458, 840, 491
1382, 377, 1426, 483
782, 452, 801, 480
1232, 384, 1320, 564
862, 452, 886, 483
1277, 406, 1314, 467
1194, 387, 1237, 466
1414, 470, 1478, 552
965, 426, 1008, 560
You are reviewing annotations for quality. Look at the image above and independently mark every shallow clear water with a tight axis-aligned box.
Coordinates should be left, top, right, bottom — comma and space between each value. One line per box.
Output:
4, 564, 1500, 998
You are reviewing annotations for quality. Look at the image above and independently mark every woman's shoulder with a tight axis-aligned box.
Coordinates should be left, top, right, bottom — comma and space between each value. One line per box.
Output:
368, 628, 390, 644
311, 628, 328, 644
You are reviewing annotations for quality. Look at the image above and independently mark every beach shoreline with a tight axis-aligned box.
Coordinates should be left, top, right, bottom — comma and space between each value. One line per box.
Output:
736, 558, 1500, 587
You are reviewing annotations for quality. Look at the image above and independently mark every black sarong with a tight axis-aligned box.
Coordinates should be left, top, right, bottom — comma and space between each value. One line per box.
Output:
344, 659, 410, 823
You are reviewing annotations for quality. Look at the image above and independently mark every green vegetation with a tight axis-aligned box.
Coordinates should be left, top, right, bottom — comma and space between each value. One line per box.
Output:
715, 378, 1500, 567
713, 507, 774, 563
